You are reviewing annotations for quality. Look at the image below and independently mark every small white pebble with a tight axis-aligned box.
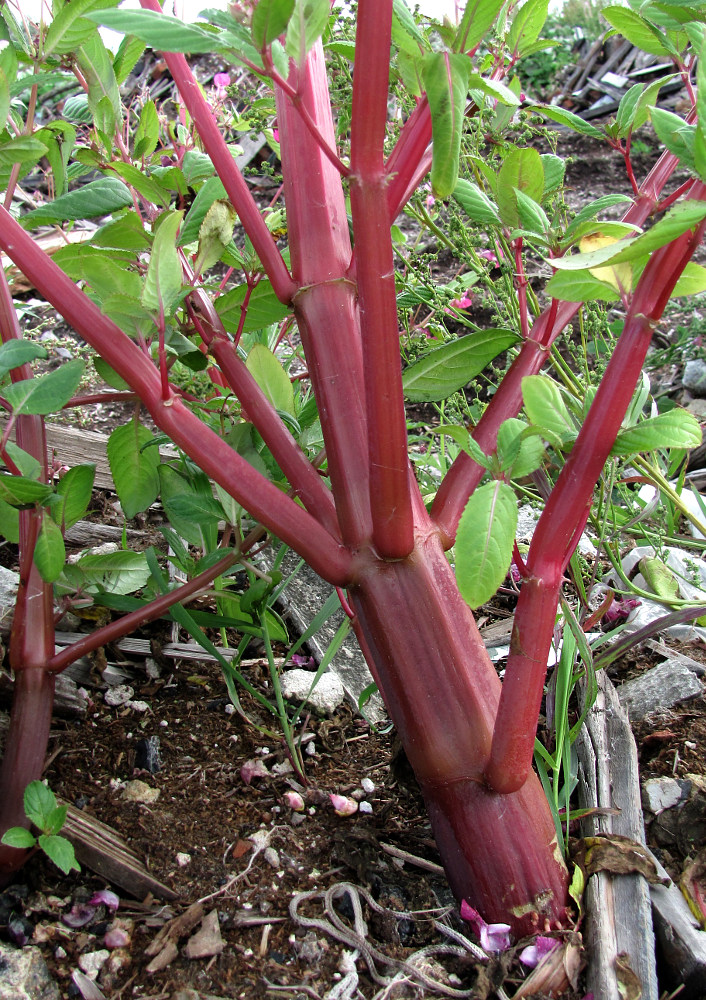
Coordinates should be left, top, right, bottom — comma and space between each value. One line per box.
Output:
685, 740, 697, 749
159, 720, 168, 727
224, 704, 235, 715
361, 777, 375, 794
359, 801, 373, 814
176, 852, 191, 867
305, 742, 316, 756
264, 847, 280, 868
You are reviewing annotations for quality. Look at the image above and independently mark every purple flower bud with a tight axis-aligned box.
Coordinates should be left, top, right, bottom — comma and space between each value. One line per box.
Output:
62, 902, 97, 927
460, 900, 512, 952
519, 935, 559, 967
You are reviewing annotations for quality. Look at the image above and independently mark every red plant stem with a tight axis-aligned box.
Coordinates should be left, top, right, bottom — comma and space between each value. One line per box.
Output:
432, 141, 689, 546
385, 96, 433, 220
349, 0, 414, 559
0, 207, 351, 585
47, 548, 241, 674
485, 192, 706, 794
349, 521, 568, 932
275, 45, 373, 548
183, 278, 340, 537
0, 268, 55, 877
138, 0, 295, 305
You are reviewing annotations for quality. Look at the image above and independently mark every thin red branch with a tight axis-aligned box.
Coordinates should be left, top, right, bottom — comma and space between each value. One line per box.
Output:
350, 0, 414, 558
0, 206, 352, 585
138, 0, 296, 304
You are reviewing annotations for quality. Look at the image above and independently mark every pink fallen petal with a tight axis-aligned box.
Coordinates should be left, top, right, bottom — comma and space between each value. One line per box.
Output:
62, 902, 97, 928
283, 791, 305, 811
330, 793, 358, 816
240, 758, 270, 784
519, 935, 560, 967
89, 889, 119, 912
105, 927, 130, 949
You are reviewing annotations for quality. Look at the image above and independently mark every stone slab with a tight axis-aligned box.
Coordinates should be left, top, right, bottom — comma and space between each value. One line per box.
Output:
618, 660, 703, 721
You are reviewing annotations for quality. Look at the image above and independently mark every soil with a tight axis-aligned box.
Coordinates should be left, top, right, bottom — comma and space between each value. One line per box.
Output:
3, 126, 706, 1000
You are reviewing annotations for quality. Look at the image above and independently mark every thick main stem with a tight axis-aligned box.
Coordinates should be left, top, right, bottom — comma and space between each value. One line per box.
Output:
350, 519, 568, 932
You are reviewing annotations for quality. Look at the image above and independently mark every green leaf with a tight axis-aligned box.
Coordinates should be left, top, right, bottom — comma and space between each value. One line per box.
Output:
216, 280, 291, 333
252, 0, 295, 48
134, 99, 160, 159
0, 497, 19, 543
507, 0, 549, 56
545, 268, 620, 302
44, 0, 119, 56
615, 82, 645, 138
497, 146, 544, 228
179, 176, 228, 246
0, 135, 47, 171
673, 261, 706, 295
522, 375, 576, 446
24, 780, 57, 829
497, 418, 545, 477
142, 211, 185, 317
246, 343, 295, 415
0, 339, 46, 376
455, 480, 518, 609
55, 465, 96, 529
515, 188, 550, 237
639, 555, 680, 600
110, 161, 170, 208
468, 73, 521, 107
158, 464, 217, 549
44, 804, 69, 837
94, 357, 131, 390
34, 516, 66, 584
3, 361, 85, 416
107, 421, 161, 519
20, 177, 133, 228
69, 549, 151, 594
403, 329, 520, 402
285, 0, 330, 64
86, 8, 217, 53
565, 194, 634, 239
35, 121, 76, 198
650, 106, 695, 167
0, 476, 53, 508
455, 0, 505, 51
1, 826, 36, 849
541, 153, 565, 195
453, 177, 501, 225
528, 104, 605, 140
78, 31, 122, 134
602, 6, 673, 56
165, 493, 226, 526
423, 51, 470, 198
0, 42, 18, 128
113, 33, 146, 85
392, 0, 428, 55
612, 409, 702, 455
37, 834, 80, 874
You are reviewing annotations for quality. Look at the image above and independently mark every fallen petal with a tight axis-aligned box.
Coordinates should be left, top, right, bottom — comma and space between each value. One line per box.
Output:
330, 793, 358, 817
240, 758, 270, 784
62, 902, 97, 928
88, 890, 119, 912
519, 935, 560, 967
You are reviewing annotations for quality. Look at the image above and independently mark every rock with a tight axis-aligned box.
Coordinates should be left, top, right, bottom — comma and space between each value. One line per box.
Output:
175, 852, 191, 867
684, 359, 706, 396
280, 668, 345, 713
643, 776, 686, 815
0, 941, 60, 1000
256, 549, 385, 721
121, 779, 160, 804
78, 949, 109, 980
618, 661, 703, 721
183, 910, 225, 959
0, 566, 19, 635
104, 685, 134, 707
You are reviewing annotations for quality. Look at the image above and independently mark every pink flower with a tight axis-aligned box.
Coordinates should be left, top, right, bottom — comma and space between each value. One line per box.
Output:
272, 128, 280, 143
519, 935, 559, 967
460, 900, 511, 952
213, 73, 231, 98
447, 293, 473, 312
478, 249, 499, 266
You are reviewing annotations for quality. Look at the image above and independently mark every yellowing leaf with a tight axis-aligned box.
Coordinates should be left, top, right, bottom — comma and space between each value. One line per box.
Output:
578, 232, 632, 293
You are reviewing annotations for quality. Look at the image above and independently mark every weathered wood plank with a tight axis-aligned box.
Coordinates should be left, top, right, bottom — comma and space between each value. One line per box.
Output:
576, 671, 659, 1000
61, 804, 178, 901
0, 420, 114, 488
